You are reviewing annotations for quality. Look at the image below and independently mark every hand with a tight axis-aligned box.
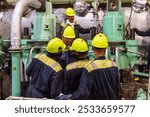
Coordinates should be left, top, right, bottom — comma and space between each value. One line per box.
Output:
134, 28, 138, 32
90, 27, 96, 30
55, 94, 72, 100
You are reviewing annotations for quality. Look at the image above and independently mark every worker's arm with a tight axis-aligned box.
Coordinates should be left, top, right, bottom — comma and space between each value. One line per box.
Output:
26, 58, 37, 77
115, 68, 120, 99
74, 24, 90, 34
50, 70, 63, 99
56, 25, 64, 38
55, 68, 92, 100
63, 69, 71, 94
71, 68, 93, 100
134, 28, 150, 37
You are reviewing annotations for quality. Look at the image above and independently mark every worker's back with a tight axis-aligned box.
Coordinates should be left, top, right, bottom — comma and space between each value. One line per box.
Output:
64, 59, 90, 95
85, 57, 120, 100
26, 53, 63, 98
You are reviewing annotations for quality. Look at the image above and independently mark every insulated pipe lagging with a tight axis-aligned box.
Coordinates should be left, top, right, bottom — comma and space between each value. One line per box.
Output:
7, 0, 140, 5
49, 0, 95, 4
7, 0, 95, 4
11, 0, 41, 49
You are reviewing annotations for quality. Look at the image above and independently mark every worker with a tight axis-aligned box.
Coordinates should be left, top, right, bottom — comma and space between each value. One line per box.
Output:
61, 25, 75, 48
57, 7, 92, 38
134, 28, 150, 68
56, 38, 92, 100
26, 38, 66, 99
58, 25, 76, 69
82, 33, 119, 100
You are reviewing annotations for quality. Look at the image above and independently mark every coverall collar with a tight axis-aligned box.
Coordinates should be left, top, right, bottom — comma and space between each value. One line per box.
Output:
46, 51, 53, 58
94, 56, 106, 60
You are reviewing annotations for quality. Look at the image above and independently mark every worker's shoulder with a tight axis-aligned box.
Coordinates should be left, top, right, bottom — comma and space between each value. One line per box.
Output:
84, 59, 117, 72
34, 53, 42, 58
61, 22, 67, 28
35, 54, 62, 72
66, 60, 90, 70
93, 59, 117, 67
84, 60, 94, 72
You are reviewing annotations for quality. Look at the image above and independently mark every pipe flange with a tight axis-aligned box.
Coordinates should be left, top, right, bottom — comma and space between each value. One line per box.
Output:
9, 47, 22, 52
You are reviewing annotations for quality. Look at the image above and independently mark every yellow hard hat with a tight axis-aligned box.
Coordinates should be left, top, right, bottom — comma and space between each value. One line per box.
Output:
70, 38, 88, 52
65, 8, 75, 16
63, 26, 76, 39
134, 77, 139, 81
92, 33, 108, 48
47, 38, 66, 53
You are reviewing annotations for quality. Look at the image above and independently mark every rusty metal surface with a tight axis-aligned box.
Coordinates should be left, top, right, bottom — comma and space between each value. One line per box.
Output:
120, 80, 148, 100
0, 71, 11, 99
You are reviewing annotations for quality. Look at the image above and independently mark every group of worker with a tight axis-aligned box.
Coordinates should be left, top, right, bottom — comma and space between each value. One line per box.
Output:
25, 7, 120, 100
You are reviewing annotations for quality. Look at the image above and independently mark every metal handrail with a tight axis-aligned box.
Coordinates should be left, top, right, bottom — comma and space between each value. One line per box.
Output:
118, 47, 144, 56
115, 47, 119, 66
24, 57, 29, 81
29, 46, 46, 62
0, 51, 6, 55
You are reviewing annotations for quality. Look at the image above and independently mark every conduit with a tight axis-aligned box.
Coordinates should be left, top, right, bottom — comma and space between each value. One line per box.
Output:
10, 0, 41, 97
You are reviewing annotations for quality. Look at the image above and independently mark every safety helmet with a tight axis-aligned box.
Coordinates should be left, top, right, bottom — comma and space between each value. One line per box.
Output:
65, 8, 75, 16
47, 38, 66, 53
92, 33, 108, 48
70, 38, 88, 52
62, 26, 76, 39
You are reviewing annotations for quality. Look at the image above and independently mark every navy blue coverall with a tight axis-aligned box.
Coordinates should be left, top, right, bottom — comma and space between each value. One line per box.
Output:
81, 56, 120, 100
26, 53, 63, 99
56, 20, 90, 38
58, 50, 76, 69
134, 28, 150, 67
63, 59, 92, 99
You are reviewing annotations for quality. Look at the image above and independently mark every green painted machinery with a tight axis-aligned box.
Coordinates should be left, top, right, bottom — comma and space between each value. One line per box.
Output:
21, 1, 56, 68
103, 0, 124, 42
102, 0, 148, 99
103, 0, 143, 70
32, 2, 56, 40
10, 0, 56, 96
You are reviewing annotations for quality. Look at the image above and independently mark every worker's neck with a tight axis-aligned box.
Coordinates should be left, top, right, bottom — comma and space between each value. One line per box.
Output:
94, 51, 105, 58
66, 19, 75, 25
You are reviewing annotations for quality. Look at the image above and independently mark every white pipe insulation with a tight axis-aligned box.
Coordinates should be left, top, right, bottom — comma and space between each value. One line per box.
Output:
11, 0, 41, 49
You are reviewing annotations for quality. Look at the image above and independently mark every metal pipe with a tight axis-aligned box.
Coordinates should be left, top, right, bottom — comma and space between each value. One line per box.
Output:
7, 0, 96, 4
118, 48, 144, 56
20, 58, 24, 81
115, 47, 119, 66
105, 48, 108, 59
11, 0, 41, 49
7, 0, 146, 5
10, 0, 41, 97
49, 0, 95, 4
148, 69, 150, 100
24, 57, 29, 81
48, 0, 150, 4
0, 51, 6, 55
29, 46, 46, 62
11, 51, 21, 96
